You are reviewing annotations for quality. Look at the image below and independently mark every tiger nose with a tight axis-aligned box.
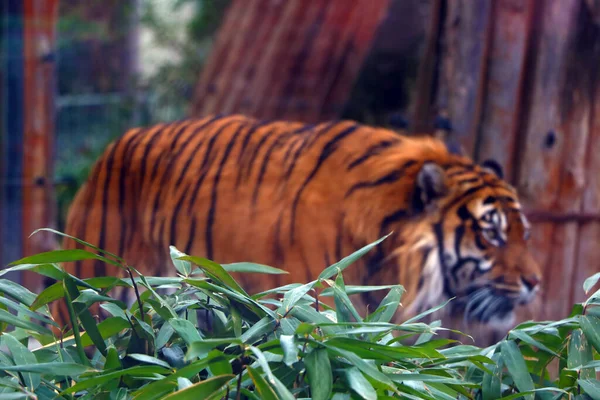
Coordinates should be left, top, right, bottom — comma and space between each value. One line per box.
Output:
521, 274, 540, 292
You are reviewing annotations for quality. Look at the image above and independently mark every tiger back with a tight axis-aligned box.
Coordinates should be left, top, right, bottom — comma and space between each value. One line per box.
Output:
54, 114, 542, 342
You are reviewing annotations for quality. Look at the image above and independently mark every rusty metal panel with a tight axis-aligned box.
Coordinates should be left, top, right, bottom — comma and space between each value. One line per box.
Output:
191, 0, 392, 123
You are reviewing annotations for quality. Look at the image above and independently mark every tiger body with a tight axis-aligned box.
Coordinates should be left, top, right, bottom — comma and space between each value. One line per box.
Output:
57, 114, 541, 339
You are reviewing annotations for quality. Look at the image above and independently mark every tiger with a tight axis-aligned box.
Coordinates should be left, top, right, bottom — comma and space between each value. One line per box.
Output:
51, 113, 542, 343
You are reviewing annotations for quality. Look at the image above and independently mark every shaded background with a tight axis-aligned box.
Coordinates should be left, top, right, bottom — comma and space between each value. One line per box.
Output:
1, 0, 599, 327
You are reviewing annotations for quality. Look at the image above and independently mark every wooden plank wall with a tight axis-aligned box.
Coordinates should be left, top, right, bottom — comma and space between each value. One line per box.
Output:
432, 0, 600, 322
191, 0, 600, 323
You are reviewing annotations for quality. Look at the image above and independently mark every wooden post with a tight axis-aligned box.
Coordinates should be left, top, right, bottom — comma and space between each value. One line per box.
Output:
21, 0, 59, 291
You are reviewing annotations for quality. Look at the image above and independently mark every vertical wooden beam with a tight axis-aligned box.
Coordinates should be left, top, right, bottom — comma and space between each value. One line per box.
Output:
21, 0, 59, 291
435, 0, 494, 156
515, 0, 585, 320
476, 0, 535, 176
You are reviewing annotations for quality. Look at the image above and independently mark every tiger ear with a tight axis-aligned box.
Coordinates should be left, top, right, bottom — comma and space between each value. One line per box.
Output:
481, 159, 504, 179
414, 162, 448, 212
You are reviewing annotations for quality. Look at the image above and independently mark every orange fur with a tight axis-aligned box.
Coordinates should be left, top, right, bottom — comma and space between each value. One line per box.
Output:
52, 114, 541, 342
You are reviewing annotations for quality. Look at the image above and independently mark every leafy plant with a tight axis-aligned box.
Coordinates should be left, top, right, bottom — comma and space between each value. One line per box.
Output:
0, 229, 598, 399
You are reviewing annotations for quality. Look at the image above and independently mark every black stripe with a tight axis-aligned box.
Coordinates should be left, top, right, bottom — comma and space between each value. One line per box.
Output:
150, 123, 178, 182
273, 214, 285, 266
335, 212, 345, 262
456, 177, 480, 185
453, 225, 465, 259
282, 124, 317, 180
324, 251, 331, 267
170, 119, 238, 253
95, 135, 121, 278
345, 160, 417, 198
483, 195, 496, 204
289, 125, 359, 243
184, 217, 197, 255
185, 120, 241, 214
347, 139, 399, 170
148, 121, 195, 241
239, 127, 277, 187
235, 120, 273, 184
205, 124, 247, 260
173, 115, 225, 189
281, 136, 303, 169
379, 209, 409, 238
252, 129, 298, 206
138, 124, 168, 195
442, 185, 486, 215
149, 116, 222, 247
118, 129, 146, 254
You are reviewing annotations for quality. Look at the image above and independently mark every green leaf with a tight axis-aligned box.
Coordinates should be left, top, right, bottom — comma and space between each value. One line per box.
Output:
8, 249, 115, 266
73, 289, 127, 309
508, 329, 559, 357
0, 362, 94, 376
580, 315, 600, 354
247, 367, 278, 400
0, 280, 37, 307
501, 340, 534, 400
129, 354, 172, 369
497, 388, 569, 400
320, 284, 403, 297
321, 343, 396, 391
0, 263, 64, 280
185, 338, 241, 361
330, 273, 362, 323
30, 276, 130, 310
0, 309, 53, 336
0, 392, 29, 399
402, 298, 453, 324
281, 280, 316, 314
156, 321, 175, 350
161, 374, 234, 400
367, 285, 403, 323
170, 246, 192, 276
584, 273, 600, 294
578, 379, 600, 400
207, 350, 233, 376
222, 262, 288, 275
240, 317, 276, 344
178, 255, 247, 295
568, 329, 594, 379
169, 318, 203, 345
305, 348, 333, 400
344, 366, 376, 400
30, 228, 124, 261
318, 233, 390, 281
80, 316, 130, 347
280, 335, 298, 367
105, 346, 122, 371
64, 275, 107, 356
60, 365, 170, 395
1, 334, 40, 390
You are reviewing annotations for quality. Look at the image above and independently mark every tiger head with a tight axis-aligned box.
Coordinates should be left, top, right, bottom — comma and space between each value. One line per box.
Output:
376, 154, 542, 331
